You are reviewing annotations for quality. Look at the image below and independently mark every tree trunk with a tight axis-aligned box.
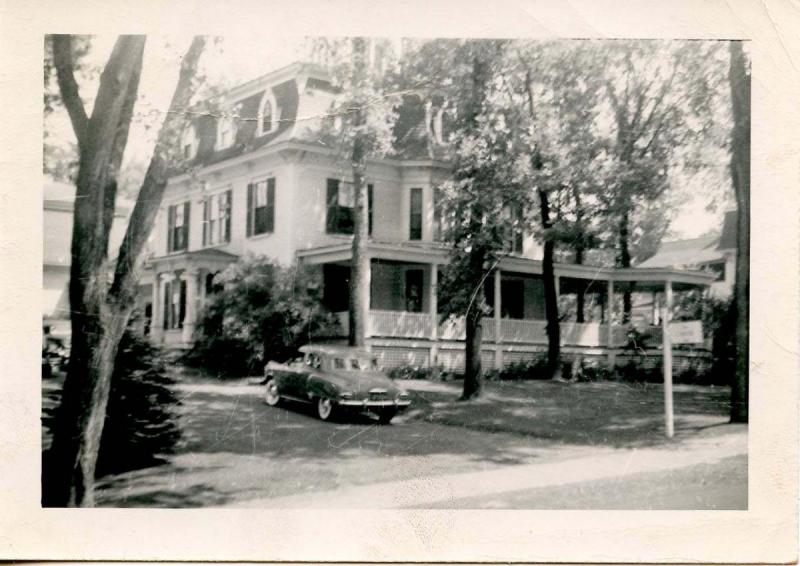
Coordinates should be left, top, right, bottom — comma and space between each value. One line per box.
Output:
348, 37, 370, 348
44, 35, 206, 507
539, 188, 561, 379
617, 208, 633, 322
461, 308, 484, 399
572, 185, 586, 322
729, 41, 749, 423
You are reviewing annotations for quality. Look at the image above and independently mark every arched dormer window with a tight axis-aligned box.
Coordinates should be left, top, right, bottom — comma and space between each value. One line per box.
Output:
257, 91, 278, 136
216, 106, 239, 150
181, 124, 198, 160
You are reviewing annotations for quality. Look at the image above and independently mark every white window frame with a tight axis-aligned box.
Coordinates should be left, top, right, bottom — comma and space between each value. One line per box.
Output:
181, 124, 198, 159
257, 91, 278, 136
216, 107, 239, 150
203, 189, 232, 247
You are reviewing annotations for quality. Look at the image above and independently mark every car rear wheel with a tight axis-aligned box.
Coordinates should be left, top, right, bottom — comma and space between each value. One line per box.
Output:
377, 408, 398, 424
317, 397, 336, 421
264, 378, 280, 406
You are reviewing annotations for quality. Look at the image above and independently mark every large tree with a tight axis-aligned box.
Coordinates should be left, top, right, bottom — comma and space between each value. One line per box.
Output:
598, 40, 725, 320
313, 38, 399, 347
500, 40, 607, 377
43, 35, 206, 507
430, 39, 515, 399
728, 41, 749, 423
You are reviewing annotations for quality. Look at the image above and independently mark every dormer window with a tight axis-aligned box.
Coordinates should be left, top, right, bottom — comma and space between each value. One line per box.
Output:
257, 91, 278, 136
216, 105, 239, 150
181, 124, 198, 160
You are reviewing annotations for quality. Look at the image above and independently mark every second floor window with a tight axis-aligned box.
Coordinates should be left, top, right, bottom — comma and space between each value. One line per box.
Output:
202, 190, 232, 246
167, 202, 190, 253
247, 178, 275, 236
326, 178, 373, 235
409, 187, 423, 240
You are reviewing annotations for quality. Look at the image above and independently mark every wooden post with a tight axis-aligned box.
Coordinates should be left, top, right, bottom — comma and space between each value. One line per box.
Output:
429, 263, 439, 369
494, 268, 503, 370
606, 279, 615, 367
662, 279, 674, 438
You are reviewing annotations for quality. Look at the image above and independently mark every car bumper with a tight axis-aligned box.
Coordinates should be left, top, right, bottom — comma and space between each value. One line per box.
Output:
337, 399, 412, 409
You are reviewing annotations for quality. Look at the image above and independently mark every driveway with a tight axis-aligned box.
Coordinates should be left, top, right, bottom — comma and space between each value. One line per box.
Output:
90, 378, 747, 509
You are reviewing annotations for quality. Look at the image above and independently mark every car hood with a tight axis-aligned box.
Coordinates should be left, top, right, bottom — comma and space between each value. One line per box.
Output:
318, 370, 403, 394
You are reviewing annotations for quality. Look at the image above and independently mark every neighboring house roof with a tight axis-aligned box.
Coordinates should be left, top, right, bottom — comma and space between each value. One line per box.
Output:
716, 210, 738, 251
43, 177, 132, 267
638, 211, 737, 270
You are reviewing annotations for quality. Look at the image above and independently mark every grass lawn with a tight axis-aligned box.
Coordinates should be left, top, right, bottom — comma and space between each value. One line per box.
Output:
400, 378, 734, 447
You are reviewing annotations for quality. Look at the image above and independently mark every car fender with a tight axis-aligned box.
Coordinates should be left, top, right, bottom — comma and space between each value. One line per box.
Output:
307, 375, 339, 400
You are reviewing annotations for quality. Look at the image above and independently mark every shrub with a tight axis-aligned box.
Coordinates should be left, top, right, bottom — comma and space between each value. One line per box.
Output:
188, 257, 340, 377
486, 356, 551, 381
43, 326, 182, 478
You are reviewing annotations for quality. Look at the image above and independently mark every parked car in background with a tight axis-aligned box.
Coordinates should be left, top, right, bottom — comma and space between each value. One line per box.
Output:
263, 345, 411, 424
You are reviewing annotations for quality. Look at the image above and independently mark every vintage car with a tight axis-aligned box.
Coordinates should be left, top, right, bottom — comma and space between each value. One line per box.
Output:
262, 345, 411, 424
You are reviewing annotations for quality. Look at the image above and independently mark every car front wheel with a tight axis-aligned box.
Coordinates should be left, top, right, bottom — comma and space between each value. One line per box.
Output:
316, 397, 336, 421
264, 378, 280, 406
377, 408, 398, 425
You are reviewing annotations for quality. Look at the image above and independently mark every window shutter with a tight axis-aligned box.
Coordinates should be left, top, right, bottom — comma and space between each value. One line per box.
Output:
163, 281, 171, 329
368, 183, 374, 236
183, 201, 190, 250
178, 279, 187, 328
326, 179, 338, 233
224, 190, 232, 242
167, 205, 175, 252
202, 199, 209, 246
246, 183, 254, 237
266, 178, 275, 233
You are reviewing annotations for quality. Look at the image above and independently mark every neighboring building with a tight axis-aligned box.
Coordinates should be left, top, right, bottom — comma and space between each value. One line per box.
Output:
43, 178, 132, 340
144, 62, 716, 370
638, 210, 738, 299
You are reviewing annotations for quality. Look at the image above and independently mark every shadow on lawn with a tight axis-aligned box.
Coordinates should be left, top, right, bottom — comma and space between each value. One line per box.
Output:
417, 380, 734, 448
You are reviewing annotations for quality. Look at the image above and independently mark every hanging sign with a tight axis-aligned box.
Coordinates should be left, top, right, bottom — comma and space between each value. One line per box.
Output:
668, 320, 704, 344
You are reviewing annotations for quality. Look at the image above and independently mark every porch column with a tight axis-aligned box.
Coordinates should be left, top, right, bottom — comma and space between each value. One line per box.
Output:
662, 279, 674, 437
182, 268, 199, 344
494, 268, 503, 370
607, 279, 616, 367
428, 263, 439, 368
150, 272, 163, 343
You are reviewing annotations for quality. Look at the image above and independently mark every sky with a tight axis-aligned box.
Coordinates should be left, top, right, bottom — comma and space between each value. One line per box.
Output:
45, 35, 731, 241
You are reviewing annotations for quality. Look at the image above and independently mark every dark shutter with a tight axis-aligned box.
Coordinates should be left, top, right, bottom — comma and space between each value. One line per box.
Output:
182, 201, 190, 251
368, 183, 374, 236
225, 190, 232, 242
178, 279, 187, 328
266, 178, 275, 232
202, 199, 209, 246
326, 178, 339, 233
167, 205, 175, 252
246, 183, 254, 237
163, 281, 171, 329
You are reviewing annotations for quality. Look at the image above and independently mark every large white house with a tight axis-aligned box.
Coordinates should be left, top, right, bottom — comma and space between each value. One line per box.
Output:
141, 62, 716, 370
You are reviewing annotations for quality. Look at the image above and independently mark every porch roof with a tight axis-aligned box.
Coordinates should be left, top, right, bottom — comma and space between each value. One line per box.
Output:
147, 247, 238, 273
296, 241, 717, 290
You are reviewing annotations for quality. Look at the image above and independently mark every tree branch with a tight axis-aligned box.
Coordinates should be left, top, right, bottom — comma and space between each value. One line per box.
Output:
51, 35, 89, 148
109, 37, 207, 305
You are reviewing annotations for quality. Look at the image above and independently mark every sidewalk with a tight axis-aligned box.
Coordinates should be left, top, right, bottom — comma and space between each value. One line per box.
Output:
231, 423, 746, 508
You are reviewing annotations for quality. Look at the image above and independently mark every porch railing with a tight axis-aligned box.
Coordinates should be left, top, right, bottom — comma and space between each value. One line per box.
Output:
331, 310, 664, 349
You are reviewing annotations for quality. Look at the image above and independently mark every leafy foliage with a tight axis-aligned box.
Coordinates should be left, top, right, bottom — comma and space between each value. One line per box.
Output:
188, 256, 339, 376
43, 328, 182, 478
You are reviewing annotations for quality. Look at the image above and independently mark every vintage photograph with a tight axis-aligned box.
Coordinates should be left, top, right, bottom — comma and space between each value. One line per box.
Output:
41, 34, 749, 510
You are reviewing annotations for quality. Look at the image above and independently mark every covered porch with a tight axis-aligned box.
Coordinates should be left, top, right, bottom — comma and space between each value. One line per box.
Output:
298, 241, 717, 369
147, 248, 238, 348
